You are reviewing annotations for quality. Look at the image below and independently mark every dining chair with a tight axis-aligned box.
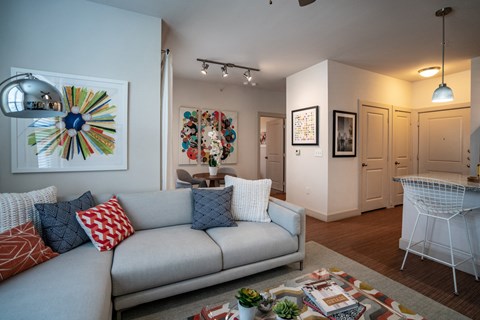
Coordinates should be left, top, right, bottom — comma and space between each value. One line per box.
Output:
399, 176, 479, 295
218, 167, 237, 186
176, 169, 207, 188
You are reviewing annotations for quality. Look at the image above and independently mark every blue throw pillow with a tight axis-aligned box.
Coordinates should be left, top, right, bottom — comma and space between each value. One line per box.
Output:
35, 191, 95, 253
191, 186, 237, 230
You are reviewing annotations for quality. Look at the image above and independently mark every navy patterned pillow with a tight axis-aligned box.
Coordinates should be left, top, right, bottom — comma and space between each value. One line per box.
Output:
191, 186, 237, 230
35, 191, 95, 253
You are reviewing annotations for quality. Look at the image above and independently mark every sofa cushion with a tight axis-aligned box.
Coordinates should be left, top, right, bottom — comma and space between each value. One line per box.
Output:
35, 191, 94, 253
116, 189, 193, 230
192, 186, 237, 230
0, 242, 113, 320
225, 176, 272, 222
0, 221, 58, 282
206, 221, 298, 269
76, 196, 134, 251
0, 186, 57, 236
111, 225, 222, 296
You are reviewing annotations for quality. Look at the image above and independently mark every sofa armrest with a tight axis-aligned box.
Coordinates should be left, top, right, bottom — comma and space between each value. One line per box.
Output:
268, 197, 305, 236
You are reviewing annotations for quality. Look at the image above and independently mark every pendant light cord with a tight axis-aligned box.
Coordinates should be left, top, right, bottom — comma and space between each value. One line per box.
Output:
441, 9, 446, 85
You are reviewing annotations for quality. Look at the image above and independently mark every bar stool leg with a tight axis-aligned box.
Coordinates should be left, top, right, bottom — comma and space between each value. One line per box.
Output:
446, 219, 459, 295
402, 212, 421, 271
463, 214, 479, 281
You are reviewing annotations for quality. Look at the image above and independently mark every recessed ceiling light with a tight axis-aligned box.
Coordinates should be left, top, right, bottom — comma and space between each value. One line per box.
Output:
418, 66, 441, 77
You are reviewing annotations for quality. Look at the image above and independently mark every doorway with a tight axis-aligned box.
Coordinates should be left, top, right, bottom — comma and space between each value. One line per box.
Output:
258, 113, 285, 194
359, 102, 412, 212
417, 107, 470, 174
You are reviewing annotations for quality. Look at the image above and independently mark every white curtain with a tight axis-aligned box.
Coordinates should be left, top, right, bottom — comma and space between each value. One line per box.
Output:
161, 50, 173, 190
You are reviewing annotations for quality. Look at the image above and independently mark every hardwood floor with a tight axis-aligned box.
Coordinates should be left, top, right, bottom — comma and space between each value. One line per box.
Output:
305, 206, 480, 319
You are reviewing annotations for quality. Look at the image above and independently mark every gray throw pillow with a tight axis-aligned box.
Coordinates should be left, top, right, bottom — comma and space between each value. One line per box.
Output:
191, 186, 237, 230
35, 191, 95, 253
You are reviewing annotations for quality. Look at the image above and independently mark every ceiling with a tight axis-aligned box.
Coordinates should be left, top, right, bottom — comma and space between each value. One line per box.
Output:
88, 0, 480, 91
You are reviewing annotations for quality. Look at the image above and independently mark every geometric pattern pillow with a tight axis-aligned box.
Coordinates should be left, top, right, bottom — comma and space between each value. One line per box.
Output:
191, 186, 237, 230
0, 221, 58, 282
0, 186, 57, 236
225, 176, 272, 222
75, 196, 134, 251
34, 191, 95, 254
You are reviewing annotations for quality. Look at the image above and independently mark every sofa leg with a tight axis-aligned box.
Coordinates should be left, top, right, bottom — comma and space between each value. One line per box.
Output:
299, 260, 304, 271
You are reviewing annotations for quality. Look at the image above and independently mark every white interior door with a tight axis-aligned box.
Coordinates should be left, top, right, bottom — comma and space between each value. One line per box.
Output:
360, 105, 389, 212
391, 109, 412, 206
266, 118, 284, 191
418, 108, 470, 174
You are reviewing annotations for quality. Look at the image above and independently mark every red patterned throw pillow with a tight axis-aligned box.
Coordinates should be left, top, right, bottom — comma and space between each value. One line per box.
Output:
75, 196, 134, 251
0, 221, 58, 282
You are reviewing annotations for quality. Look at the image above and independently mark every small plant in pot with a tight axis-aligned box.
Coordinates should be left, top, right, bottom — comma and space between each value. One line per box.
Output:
272, 300, 300, 320
235, 288, 262, 320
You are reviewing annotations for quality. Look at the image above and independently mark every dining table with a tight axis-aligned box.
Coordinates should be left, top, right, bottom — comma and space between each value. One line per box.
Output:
192, 172, 236, 187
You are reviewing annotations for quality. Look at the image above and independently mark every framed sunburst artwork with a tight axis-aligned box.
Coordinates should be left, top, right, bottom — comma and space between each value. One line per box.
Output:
11, 67, 128, 173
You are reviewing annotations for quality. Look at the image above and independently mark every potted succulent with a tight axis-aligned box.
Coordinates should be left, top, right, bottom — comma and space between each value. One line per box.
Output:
235, 288, 262, 320
272, 300, 300, 320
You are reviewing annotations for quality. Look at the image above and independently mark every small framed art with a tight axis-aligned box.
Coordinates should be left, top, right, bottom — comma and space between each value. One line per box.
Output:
292, 106, 318, 145
333, 110, 356, 157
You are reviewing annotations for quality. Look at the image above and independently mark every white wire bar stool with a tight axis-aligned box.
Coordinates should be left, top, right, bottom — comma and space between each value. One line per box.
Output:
399, 177, 479, 295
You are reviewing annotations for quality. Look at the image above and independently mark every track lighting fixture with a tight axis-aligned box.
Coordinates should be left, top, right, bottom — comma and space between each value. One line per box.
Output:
201, 61, 209, 75
221, 65, 229, 78
197, 59, 260, 83
244, 70, 252, 82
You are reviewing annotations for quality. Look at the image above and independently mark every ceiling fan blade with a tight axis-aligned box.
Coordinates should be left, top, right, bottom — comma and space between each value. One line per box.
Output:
298, 0, 316, 6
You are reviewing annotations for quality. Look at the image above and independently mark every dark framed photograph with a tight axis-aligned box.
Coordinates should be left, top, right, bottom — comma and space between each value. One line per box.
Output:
292, 106, 318, 145
333, 110, 356, 157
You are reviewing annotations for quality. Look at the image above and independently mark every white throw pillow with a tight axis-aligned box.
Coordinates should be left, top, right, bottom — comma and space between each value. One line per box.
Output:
225, 176, 272, 222
0, 186, 57, 235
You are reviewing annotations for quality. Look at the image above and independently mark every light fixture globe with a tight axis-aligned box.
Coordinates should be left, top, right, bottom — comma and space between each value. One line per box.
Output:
418, 66, 440, 77
0, 73, 64, 118
432, 83, 454, 102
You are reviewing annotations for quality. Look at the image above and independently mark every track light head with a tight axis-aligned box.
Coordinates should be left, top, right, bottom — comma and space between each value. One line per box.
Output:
244, 70, 252, 82
201, 62, 209, 75
221, 66, 228, 78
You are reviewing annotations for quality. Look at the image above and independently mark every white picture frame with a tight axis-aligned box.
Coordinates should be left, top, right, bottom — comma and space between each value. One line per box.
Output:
11, 67, 128, 173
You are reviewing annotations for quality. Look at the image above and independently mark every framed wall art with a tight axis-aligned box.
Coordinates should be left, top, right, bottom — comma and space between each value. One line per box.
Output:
11, 67, 129, 173
333, 110, 356, 157
178, 107, 238, 165
292, 106, 318, 145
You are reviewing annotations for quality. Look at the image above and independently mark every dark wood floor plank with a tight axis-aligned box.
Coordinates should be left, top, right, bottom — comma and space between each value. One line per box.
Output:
305, 206, 480, 319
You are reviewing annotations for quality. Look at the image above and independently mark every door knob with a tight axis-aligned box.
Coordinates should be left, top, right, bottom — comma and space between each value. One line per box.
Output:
395, 161, 400, 165
467, 164, 471, 168
362, 163, 368, 167
265, 156, 268, 159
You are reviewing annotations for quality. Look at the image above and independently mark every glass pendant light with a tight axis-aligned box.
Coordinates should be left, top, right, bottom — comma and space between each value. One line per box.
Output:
432, 7, 454, 103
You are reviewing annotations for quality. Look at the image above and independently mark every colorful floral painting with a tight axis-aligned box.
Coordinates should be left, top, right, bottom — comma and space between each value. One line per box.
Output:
179, 107, 200, 164
27, 86, 116, 161
179, 108, 237, 165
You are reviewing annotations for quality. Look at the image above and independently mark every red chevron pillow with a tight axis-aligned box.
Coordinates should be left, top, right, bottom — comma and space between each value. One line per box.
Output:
0, 221, 58, 282
75, 196, 134, 251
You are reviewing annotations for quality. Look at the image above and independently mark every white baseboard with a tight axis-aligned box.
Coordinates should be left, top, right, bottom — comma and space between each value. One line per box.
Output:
306, 208, 360, 222
398, 238, 479, 276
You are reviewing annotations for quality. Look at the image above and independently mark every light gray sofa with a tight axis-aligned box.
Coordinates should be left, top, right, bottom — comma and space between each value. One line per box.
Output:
0, 189, 305, 320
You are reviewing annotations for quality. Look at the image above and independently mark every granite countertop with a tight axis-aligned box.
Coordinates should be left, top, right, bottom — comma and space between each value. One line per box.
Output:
393, 172, 480, 192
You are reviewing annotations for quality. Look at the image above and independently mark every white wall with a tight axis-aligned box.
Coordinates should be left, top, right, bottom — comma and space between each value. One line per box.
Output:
286, 60, 412, 220
286, 61, 329, 217
470, 57, 480, 175
172, 78, 285, 180
327, 61, 412, 216
411, 70, 471, 109
0, 0, 162, 196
